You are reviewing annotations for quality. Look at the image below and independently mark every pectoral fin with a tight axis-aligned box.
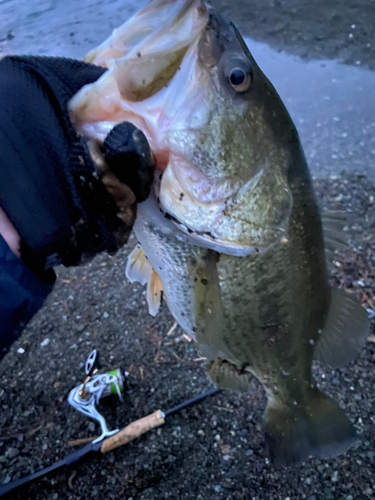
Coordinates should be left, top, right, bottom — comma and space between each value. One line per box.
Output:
314, 288, 369, 368
209, 359, 254, 393
126, 244, 152, 285
126, 244, 164, 316
147, 269, 164, 316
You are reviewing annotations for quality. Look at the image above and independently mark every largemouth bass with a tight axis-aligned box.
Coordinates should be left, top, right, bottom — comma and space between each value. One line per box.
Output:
69, 0, 369, 464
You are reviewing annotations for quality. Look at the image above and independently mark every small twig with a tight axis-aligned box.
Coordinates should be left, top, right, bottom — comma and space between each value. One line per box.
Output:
68, 436, 97, 447
170, 335, 192, 344
63, 300, 71, 316
166, 322, 178, 336
213, 405, 234, 413
170, 350, 182, 362
152, 359, 207, 369
154, 340, 163, 362
26, 425, 43, 439
68, 471, 77, 490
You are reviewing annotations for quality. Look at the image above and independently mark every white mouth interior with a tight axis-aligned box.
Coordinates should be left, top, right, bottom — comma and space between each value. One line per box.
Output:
69, 0, 210, 167
69, 0, 266, 254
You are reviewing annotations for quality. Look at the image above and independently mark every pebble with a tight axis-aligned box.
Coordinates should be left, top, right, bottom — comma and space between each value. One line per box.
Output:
166, 454, 176, 464
103, 312, 109, 318
214, 485, 221, 493
40, 338, 50, 347
88, 422, 96, 432
197, 430, 205, 436
6, 447, 19, 459
17, 348, 25, 354
331, 471, 339, 482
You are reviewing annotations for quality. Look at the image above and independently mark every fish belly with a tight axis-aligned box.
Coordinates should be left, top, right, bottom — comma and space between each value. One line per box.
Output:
133, 196, 233, 361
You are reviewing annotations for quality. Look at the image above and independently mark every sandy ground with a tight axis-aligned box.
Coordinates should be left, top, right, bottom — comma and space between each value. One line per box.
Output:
0, 1, 375, 499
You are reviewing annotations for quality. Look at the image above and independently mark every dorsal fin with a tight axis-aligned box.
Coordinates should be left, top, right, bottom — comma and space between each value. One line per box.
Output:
314, 288, 369, 368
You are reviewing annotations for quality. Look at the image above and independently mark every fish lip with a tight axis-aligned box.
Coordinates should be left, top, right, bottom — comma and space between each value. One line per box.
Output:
174, 221, 268, 256
161, 209, 269, 257
141, 190, 268, 257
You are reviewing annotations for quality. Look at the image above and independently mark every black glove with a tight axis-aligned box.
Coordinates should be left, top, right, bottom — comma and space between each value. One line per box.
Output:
0, 56, 155, 284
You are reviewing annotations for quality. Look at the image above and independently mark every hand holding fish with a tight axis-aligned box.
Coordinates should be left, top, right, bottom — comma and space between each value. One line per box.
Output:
0, 56, 154, 355
0, 56, 156, 273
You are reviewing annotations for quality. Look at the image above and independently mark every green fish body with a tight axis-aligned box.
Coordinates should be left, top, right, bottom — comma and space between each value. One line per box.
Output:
69, 0, 369, 464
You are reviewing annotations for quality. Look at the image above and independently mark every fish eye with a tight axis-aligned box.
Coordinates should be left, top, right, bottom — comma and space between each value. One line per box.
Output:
228, 67, 252, 93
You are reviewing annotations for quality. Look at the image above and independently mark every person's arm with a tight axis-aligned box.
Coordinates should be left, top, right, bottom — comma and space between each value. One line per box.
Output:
0, 55, 155, 359
0, 229, 53, 355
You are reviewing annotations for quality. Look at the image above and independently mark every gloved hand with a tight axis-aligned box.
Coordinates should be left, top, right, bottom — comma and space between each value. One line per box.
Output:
0, 56, 155, 284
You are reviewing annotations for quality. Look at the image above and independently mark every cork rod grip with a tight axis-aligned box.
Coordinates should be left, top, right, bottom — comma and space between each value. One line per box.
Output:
100, 410, 165, 453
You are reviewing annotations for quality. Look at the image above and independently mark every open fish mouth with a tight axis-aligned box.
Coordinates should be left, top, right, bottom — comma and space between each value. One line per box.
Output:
69, 0, 292, 255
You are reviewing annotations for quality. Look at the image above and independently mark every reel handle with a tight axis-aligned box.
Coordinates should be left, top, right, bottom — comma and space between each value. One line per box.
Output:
85, 349, 102, 376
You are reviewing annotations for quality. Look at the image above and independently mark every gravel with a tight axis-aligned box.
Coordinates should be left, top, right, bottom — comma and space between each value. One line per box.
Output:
0, 171, 374, 499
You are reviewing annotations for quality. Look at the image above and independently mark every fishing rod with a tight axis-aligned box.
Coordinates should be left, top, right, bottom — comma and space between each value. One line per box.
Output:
0, 350, 219, 498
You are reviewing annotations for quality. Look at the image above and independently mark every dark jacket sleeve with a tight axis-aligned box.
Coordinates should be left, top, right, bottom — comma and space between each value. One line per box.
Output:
0, 56, 154, 359
0, 234, 53, 360
0, 56, 108, 360
0, 56, 122, 279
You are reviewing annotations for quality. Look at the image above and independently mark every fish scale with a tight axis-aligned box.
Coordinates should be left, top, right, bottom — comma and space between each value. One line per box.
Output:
216, 174, 327, 399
